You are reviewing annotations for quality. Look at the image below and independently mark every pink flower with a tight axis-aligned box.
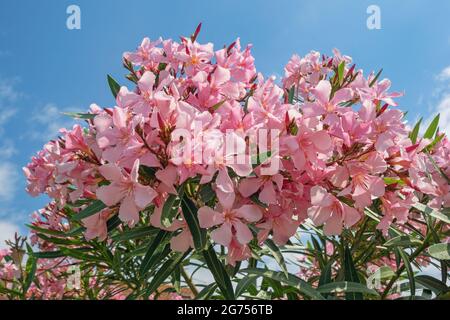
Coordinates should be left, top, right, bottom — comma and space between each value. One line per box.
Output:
198, 192, 262, 247
257, 204, 300, 245
307, 186, 361, 236
238, 167, 284, 205
302, 80, 353, 118
96, 159, 157, 225
82, 209, 111, 241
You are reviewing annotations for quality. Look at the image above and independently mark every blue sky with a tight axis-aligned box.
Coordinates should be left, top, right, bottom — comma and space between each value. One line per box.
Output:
0, 0, 450, 243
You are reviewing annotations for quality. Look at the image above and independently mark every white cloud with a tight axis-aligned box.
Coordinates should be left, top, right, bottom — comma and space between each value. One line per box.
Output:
0, 220, 18, 249
29, 103, 80, 141
430, 94, 450, 135
425, 67, 450, 136
0, 162, 19, 202
0, 139, 17, 158
437, 66, 450, 82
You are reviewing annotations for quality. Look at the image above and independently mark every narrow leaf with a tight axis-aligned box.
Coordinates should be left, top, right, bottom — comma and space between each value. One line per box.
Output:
107, 74, 121, 98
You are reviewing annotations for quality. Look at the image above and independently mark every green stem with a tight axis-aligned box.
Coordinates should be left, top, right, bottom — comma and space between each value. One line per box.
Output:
181, 267, 199, 297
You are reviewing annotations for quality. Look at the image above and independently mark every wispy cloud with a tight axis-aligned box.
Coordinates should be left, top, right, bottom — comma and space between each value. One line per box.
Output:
0, 220, 19, 249
425, 66, 450, 135
0, 162, 19, 202
28, 103, 81, 141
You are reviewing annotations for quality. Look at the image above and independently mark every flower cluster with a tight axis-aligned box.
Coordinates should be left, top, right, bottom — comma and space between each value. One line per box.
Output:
24, 26, 450, 268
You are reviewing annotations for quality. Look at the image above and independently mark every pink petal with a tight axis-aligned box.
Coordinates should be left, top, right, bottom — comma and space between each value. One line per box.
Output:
342, 204, 360, 228
323, 212, 343, 236
119, 195, 140, 225
311, 131, 332, 152
216, 188, 236, 211
370, 177, 385, 197
133, 184, 157, 208
292, 150, 306, 170
211, 222, 232, 246
170, 230, 192, 252
99, 163, 123, 182
112, 107, 127, 128
235, 205, 262, 222
130, 159, 140, 183
138, 71, 156, 93
238, 178, 263, 197
312, 80, 331, 105
307, 205, 332, 226
96, 184, 125, 206
259, 182, 277, 204
310, 186, 333, 207
216, 168, 234, 193
233, 220, 253, 245
198, 207, 224, 228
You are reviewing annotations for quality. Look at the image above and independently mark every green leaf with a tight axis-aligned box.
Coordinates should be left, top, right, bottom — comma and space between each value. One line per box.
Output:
384, 235, 422, 247
343, 246, 363, 300
107, 74, 121, 98
409, 117, 422, 144
413, 203, 450, 224
423, 114, 440, 139
397, 248, 415, 296
318, 260, 333, 287
195, 283, 218, 300
33, 250, 65, 259
369, 69, 383, 87
383, 177, 405, 186
251, 151, 272, 168
211, 100, 226, 111
144, 251, 190, 297
140, 230, 170, 276
317, 281, 379, 296
161, 193, 181, 228
241, 268, 325, 300
288, 86, 295, 104
337, 61, 345, 85
181, 196, 207, 250
428, 243, 450, 260
235, 276, 257, 297
71, 200, 106, 221
62, 112, 96, 120
415, 275, 448, 295
265, 239, 288, 278
202, 245, 235, 299
111, 226, 159, 242
199, 184, 216, 203
23, 245, 37, 294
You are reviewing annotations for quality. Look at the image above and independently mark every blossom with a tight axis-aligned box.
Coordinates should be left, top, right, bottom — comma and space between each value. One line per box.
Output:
198, 192, 262, 247
96, 159, 157, 225
307, 186, 361, 236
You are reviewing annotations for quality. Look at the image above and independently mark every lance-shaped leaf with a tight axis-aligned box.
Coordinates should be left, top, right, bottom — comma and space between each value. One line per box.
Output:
265, 239, 288, 278
112, 226, 159, 242
415, 275, 448, 295
71, 200, 106, 221
161, 192, 182, 228
144, 250, 190, 298
140, 230, 170, 276
181, 196, 207, 250
202, 245, 235, 299
317, 281, 379, 296
428, 243, 450, 260
423, 114, 440, 139
397, 248, 415, 297
337, 61, 345, 85
413, 203, 450, 224
196, 283, 218, 300
409, 117, 422, 144
107, 74, 121, 98
343, 246, 363, 300
62, 112, 96, 120
384, 235, 422, 247
241, 268, 325, 300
